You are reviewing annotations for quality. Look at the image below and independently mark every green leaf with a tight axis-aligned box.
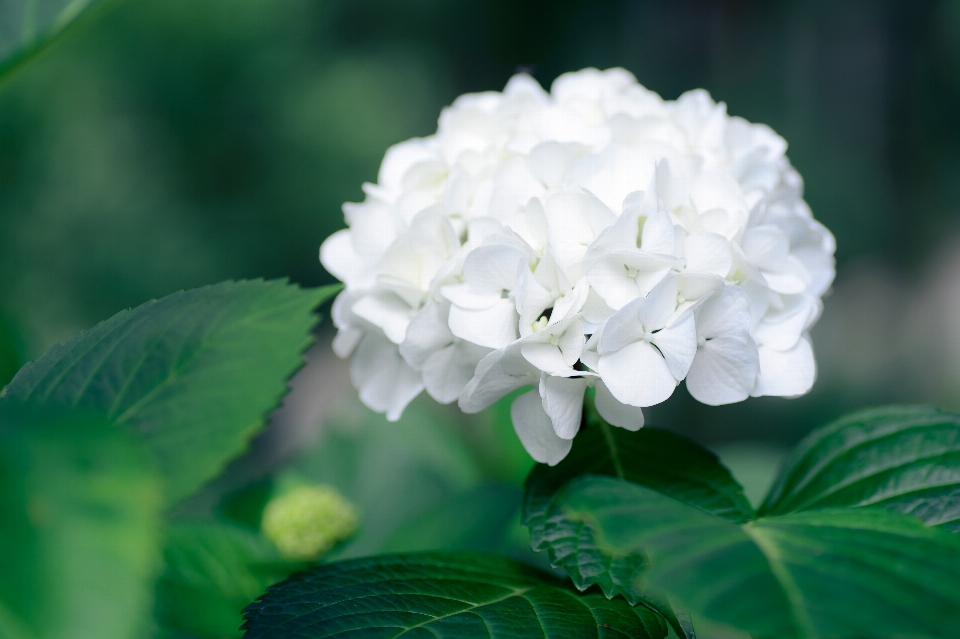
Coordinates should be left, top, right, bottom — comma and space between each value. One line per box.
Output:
241, 552, 669, 639
522, 416, 751, 626
0, 404, 162, 639
156, 521, 303, 639
3, 280, 337, 504
0, 0, 122, 87
561, 476, 960, 639
760, 405, 960, 530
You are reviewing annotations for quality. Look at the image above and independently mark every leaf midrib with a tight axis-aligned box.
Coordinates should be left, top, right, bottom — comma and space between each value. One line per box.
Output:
741, 522, 815, 639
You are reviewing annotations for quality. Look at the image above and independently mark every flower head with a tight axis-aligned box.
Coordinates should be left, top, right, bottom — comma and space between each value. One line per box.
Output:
321, 68, 835, 464
261, 485, 358, 560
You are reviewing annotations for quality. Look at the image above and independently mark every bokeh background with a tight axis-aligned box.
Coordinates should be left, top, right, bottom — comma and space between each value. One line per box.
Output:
4, 0, 960, 522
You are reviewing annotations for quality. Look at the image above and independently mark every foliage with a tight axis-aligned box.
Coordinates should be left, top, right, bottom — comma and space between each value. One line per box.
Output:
0, 279, 957, 639
760, 405, 960, 530
523, 407, 752, 608
0, 280, 333, 639
551, 405, 960, 638
241, 553, 669, 639
0, 404, 162, 639
2, 280, 335, 504
156, 521, 303, 639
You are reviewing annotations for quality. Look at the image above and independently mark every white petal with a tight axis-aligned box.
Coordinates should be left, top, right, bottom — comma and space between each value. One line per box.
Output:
332, 328, 362, 359
345, 199, 401, 258
533, 250, 570, 295
377, 138, 438, 197
564, 145, 647, 213
463, 243, 530, 295
511, 389, 573, 465
753, 294, 822, 351
486, 156, 546, 221
527, 141, 587, 189
582, 287, 615, 326
516, 267, 557, 336
694, 286, 752, 339
558, 320, 585, 366
594, 380, 645, 431
350, 333, 424, 421
686, 333, 759, 405
504, 198, 549, 254
448, 299, 518, 349
320, 229, 376, 288
540, 374, 587, 439
586, 251, 676, 310
650, 312, 698, 380
459, 346, 539, 413
762, 256, 811, 295
520, 342, 570, 375
742, 225, 790, 270
580, 329, 602, 370
598, 340, 678, 407
422, 340, 491, 404
751, 335, 816, 398
352, 293, 413, 345
634, 275, 681, 332
399, 300, 453, 369
545, 191, 617, 268
440, 282, 501, 310
599, 296, 649, 354
551, 278, 590, 324
684, 231, 733, 277
639, 209, 676, 255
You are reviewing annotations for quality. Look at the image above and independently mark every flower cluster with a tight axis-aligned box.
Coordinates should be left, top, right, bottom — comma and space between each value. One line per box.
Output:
321, 68, 835, 465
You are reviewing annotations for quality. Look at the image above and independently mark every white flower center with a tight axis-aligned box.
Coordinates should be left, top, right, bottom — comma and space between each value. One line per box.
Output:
625, 266, 639, 278
697, 336, 707, 347
643, 331, 654, 342
677, 294, 686, 304
549, 334, 561, 346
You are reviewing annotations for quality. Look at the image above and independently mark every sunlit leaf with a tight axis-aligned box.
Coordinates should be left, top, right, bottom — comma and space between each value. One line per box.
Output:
561, 476, 960, 639
3, 280, 337, 504
242, 552, 669, 639
0, 404, 162, 639
760, 405, 960, 531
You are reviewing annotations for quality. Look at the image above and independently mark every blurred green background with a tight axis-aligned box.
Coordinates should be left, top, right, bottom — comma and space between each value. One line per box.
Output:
5, 0, 960, 495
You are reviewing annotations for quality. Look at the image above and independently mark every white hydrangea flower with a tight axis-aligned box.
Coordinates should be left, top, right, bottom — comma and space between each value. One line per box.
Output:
320, 67, 836, 464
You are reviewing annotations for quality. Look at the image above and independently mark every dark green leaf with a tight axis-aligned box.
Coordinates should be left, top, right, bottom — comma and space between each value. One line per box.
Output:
760, 405, 960, 531
2, 280, 337, 504
562, 475, 960, 639
522, 416, 751, 626
157, 521, 303, 639
0, 404, 162, 639
0, 0, 122, 86
241, 552, 669, 639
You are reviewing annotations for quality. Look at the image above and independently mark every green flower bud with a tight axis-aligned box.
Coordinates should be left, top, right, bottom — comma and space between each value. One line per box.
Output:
261, 485, 358, 560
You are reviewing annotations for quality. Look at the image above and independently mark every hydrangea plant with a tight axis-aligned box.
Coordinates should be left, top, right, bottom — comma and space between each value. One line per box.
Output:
2, 64, 959, 639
